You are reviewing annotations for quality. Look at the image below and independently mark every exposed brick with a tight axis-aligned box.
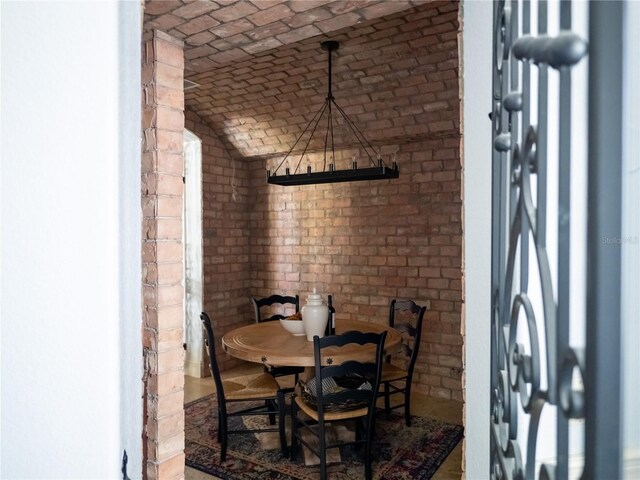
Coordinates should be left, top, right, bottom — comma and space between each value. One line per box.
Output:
156, 106, 184, 132
145, 13, 186, 32
430, 386, 452, 399
288, 0, 334, 13
276, 24, 322, 44
155, 452, 185, 478
154, 38, 185, 70
149, 370, 184, 397
142, 28, 186, 479
145, 1, 180, 16
156, 84, 184, 110
316, 11, 362, 32
155, 193, 181, 216
185, 30, 217, 46
176, 14, 220, 36
158, 328, 184, 350
157, 260, 184, 283
157, 152, 184, 176
155, 390, 185, 419
173, 1, 220, 20
209, 1, 259, 22
156, 348, 186, 374
157, 241, 183, 262
245, 21, 291, 41
247, 3, 293, 26
209, 18, 255, 38
156, 173, 183, 195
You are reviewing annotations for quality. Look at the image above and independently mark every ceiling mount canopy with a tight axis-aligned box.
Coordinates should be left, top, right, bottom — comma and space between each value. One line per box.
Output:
267, 41, 399, 186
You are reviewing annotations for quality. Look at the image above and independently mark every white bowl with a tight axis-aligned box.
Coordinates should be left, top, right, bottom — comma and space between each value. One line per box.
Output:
279, 319, 306, 336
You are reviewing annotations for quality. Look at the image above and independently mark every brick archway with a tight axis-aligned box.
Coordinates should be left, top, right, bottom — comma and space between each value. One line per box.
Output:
140, 2, 466, 477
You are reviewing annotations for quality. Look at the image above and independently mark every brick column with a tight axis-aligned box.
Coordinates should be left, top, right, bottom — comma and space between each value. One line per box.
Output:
141, 29, 185, 480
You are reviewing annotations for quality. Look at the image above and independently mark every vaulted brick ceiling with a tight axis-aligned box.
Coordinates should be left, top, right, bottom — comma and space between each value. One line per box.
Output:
144, 0, 459, 161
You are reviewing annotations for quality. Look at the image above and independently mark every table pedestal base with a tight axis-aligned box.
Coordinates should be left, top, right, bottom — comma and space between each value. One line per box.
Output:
300, 422, 355, 466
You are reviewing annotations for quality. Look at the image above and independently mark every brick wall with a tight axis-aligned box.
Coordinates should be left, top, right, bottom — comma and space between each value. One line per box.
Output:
142, 30, 185, 480
248, 136, 462, 400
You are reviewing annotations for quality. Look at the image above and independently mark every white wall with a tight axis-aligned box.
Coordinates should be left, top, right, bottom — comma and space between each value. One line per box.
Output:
1, 1, 142, 478
461, 0, 493, 477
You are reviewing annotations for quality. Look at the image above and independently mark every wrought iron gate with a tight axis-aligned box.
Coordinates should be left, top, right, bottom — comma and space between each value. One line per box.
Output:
490, 0, 625, 478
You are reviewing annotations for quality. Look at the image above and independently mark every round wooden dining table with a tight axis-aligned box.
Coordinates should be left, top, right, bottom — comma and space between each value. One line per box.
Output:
222, 319, 403, 368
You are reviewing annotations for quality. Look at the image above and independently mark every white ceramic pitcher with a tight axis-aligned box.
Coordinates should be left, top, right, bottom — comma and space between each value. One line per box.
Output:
301, 288, 329, 341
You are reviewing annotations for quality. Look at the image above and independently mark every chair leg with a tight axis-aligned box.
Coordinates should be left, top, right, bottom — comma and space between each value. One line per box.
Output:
290, 398, 299, 460
364, 416, 374, 480
365, 436, 373, 480
370, 410, 377, 443
267, 399, 276, 425
318, 420, 327, 480
384, 382, 391, 415
277, 390, 289, 458
220, 409, 229, 462
404, 384, 412, 427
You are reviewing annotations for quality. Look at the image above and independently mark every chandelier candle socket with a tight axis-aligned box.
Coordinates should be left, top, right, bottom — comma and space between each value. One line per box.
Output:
266, 41, 399, 186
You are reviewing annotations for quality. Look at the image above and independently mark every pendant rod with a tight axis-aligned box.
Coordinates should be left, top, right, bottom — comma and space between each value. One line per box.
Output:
322, 40, 339, 101
321, 41, 339, 171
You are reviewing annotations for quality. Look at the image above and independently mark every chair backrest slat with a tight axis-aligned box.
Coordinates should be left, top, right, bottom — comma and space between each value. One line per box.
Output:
317, 330, 383, 348
252, 294, 299, 323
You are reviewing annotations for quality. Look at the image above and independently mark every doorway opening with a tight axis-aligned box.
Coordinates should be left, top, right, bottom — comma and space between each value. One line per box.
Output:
183, 129, 204, 378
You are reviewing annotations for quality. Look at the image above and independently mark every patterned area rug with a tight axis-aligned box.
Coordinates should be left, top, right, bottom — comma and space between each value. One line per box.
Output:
185, 394, 463, 480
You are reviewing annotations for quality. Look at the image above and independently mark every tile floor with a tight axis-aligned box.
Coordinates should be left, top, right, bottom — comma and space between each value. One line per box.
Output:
184, 363, 463, 480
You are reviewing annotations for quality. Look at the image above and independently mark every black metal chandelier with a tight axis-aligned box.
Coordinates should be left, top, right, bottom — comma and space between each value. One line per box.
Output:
267, 41, 399, 186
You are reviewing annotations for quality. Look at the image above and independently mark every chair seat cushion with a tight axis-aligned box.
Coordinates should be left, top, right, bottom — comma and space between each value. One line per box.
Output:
223, 373, 281, 400
294, 395, 369, 421
380, 363, 408, 383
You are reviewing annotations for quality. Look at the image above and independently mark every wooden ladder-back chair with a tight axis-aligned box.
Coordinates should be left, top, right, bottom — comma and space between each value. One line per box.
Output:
200, 312, 288, 461
251, 294, 304, 384
291, 330, 387, 480
377, 299, 426, 426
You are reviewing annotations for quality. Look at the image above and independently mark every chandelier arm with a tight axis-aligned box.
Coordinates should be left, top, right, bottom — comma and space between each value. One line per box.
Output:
322, 100, 332, 171
273, 100, 328, 174
295, 100, 330, 174
332, 100, 382, 167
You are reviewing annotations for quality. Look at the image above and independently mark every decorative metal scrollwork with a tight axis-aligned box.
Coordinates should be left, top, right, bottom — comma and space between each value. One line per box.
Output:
559, 347, 585, 419
490, 1, 588, 479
